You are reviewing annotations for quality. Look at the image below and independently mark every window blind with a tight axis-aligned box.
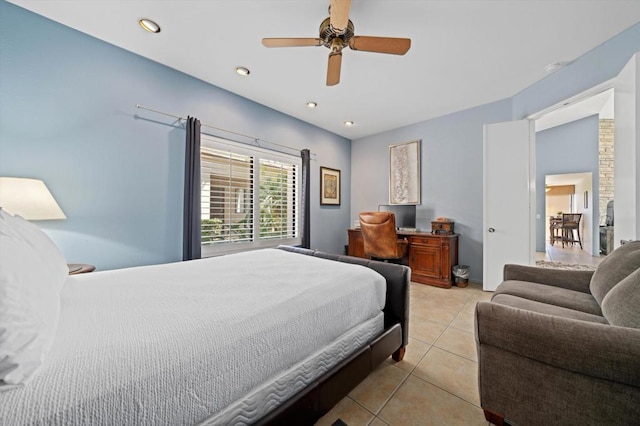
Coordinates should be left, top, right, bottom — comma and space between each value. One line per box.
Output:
200, 135, 301, 256
259, 158, 298, 241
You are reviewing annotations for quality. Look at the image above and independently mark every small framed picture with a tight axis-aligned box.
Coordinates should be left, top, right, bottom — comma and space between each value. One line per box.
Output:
320, 166, 341, 205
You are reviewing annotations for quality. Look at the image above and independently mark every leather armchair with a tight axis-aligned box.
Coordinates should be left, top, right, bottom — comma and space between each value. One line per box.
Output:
359, 212, 408, 261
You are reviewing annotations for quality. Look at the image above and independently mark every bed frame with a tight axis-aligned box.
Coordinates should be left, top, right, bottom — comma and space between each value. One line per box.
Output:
255, 246, 411, 425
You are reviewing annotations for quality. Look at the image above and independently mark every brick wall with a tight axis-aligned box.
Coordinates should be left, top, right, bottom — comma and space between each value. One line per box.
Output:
599, 119, 614, 224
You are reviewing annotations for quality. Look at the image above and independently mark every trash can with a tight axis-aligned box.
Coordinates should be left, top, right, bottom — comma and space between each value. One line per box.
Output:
452, 265, 470, 288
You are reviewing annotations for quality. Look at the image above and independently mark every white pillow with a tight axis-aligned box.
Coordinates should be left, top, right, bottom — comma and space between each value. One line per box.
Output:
3, 210, 67, 278
0, 208, 68, 388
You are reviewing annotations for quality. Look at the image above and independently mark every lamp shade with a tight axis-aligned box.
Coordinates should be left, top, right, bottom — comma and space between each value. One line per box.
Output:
0, 177, 66, 220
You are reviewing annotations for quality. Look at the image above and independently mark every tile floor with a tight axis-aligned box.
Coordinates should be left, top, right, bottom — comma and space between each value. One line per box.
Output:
536, 242, 603, 266
316, 281, 493, 426
315, 245, 602, 426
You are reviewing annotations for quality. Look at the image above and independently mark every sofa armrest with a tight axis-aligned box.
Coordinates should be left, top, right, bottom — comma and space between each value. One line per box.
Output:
475, 301, 640, 387
503, 264, 594, 293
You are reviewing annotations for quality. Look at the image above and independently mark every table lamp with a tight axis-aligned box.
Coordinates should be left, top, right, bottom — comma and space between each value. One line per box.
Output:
0, 177, 66, 220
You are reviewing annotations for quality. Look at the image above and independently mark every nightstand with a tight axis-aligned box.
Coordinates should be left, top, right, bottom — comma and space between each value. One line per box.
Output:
68, 263, 96, 275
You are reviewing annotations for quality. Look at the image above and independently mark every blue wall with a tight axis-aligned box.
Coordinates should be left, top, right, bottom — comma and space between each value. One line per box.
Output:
351, 99, 513, 283
351, 23, 640, 283
2, 2, 639, 277
535, 115, 600, 252
0, 2, 351, 270
513, 23, 640, 119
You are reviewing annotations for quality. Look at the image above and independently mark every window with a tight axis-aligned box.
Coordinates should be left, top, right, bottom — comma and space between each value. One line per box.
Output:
200, 135, 301, 256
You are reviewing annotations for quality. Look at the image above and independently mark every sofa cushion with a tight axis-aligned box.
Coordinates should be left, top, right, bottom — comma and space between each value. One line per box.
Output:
493, 280, 602, 316
590, 240, 640, 305
601, 268, 640, 328
491, 294, 608, 325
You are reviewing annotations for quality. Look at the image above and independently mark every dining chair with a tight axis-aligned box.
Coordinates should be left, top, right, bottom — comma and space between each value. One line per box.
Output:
549, 216, 563, 245
560, 213, 583, 249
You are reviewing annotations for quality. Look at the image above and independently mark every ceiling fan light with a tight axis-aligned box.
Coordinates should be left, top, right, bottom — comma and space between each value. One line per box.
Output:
138, 18, 160, 33
306, 102, 318, 108
344, 121, 354, 126
235, 67, 250, 76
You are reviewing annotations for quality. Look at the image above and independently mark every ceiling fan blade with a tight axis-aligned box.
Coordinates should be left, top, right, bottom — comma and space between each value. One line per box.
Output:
330, 0, 351, 32
349, 36, 411, 55
262, 38, 323, 48
326, 52, 342, 86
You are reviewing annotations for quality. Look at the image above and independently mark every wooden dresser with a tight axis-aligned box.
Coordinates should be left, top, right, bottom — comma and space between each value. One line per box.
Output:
348, 229, 459, 288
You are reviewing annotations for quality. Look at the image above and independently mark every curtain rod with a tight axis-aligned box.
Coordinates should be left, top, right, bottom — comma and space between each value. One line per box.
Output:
135, 104, 315, 156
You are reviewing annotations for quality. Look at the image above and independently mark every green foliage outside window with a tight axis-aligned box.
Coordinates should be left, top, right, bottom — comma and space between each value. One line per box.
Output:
260, 164, 290, 239
230, 214, 252, 240
200, 162, 294, 244
201, 218, 223, 243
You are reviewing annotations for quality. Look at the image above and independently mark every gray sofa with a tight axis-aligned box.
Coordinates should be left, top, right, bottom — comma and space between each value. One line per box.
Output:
475, 241, 640, 426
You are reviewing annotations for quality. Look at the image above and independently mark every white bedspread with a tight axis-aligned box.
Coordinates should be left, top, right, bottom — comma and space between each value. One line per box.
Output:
0, 249, 386, 425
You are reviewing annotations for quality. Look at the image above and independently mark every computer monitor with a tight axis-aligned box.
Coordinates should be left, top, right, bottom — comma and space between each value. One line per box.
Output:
378, 204, 416, 230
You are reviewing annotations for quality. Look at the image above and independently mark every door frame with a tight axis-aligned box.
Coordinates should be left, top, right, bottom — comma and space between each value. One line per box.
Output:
527, 79, 615, 122
527, 79, 615, 259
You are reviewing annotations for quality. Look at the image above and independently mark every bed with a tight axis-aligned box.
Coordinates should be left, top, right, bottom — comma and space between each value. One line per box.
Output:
0, 209, 410, 425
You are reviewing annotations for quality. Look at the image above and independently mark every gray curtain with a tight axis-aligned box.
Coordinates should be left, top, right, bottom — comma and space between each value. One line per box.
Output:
300, 149, 311, 248
183, 116, 201, 260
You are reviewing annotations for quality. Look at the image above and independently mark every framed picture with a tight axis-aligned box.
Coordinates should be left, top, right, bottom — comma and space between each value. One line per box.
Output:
389, 140, 421, 205
320, 166, 341, 205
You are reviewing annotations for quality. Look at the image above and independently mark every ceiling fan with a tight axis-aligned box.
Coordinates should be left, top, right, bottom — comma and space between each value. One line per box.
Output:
262, 0, 411, 86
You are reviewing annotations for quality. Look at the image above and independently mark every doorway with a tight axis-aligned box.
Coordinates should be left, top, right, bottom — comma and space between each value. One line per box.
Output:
542, 172, 596, 265
484, 53, 638, 286
533, 88, 614, 265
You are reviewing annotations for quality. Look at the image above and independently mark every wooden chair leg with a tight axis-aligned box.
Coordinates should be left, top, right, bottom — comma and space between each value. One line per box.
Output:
483, 409, 505, 426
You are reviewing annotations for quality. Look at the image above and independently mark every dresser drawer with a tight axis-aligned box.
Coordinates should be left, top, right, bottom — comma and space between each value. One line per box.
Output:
410, 236, 440, 246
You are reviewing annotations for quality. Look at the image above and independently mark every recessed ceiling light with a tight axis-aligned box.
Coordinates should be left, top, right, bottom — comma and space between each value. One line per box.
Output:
138, 18, 160, 33
236, 67, 250, 76
544, 62, 563, 73
306, 102, 317, 108
344, 121, 354, 126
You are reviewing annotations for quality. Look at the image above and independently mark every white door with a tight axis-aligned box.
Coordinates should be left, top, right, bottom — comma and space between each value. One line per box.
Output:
483, 120, 536, 291
614, 52, 640, 248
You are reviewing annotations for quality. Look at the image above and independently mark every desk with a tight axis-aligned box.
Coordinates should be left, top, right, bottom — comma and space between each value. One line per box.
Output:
348, 229, 459, 288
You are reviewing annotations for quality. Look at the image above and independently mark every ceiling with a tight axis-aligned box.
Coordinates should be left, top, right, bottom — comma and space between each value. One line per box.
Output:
8, 0, 640, 139
546, 172, 592, 186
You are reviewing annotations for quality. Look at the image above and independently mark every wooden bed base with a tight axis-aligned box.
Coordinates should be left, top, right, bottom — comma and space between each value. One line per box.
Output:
256, 246, 411, 425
